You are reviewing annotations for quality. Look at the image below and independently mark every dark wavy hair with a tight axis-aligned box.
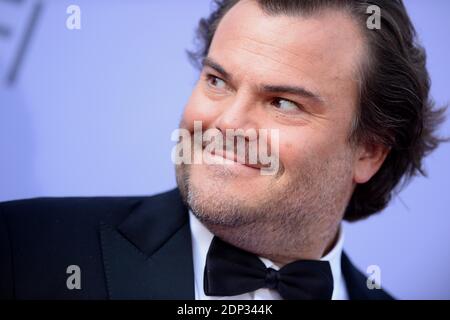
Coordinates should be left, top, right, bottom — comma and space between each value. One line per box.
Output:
187, 0, 448, 221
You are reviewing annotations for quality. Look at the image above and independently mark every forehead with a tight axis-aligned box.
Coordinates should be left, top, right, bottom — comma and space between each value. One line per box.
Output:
209, 0, 366, 99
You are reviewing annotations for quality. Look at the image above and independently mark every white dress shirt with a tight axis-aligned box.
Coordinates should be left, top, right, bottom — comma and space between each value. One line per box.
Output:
189, 210, 349, 300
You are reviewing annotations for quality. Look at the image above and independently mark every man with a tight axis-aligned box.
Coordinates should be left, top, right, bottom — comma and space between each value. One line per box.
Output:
0, 0, 445, 300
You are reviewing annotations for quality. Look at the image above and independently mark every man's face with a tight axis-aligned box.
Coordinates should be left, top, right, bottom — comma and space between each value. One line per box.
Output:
176, 0, 370, 257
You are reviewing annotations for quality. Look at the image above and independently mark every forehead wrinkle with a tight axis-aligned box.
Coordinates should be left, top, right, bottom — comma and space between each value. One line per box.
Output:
239, 34, 308, 60
222, 29, 358, 83
222, 41, 349, 90
215, 4, 366, 84
237, 43, 313, 76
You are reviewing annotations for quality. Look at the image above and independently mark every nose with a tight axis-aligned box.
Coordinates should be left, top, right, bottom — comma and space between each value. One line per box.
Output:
212, 90, 258, 134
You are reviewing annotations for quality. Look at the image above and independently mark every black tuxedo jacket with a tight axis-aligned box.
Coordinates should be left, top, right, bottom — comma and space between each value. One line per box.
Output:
0, 188, 393, 300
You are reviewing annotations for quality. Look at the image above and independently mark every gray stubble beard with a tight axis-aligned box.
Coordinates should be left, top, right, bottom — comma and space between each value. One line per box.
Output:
175, 151, 353, 262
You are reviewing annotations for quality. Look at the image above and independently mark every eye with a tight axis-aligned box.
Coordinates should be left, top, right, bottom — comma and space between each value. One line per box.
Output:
206, 75, 227, 90
271, 98, 302, 112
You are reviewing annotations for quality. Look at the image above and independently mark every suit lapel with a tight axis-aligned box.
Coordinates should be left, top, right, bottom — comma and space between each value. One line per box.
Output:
341, 251, 394, 300
341, 252, 371, 300
99, 188, 392, 300
99, 188, 195, 299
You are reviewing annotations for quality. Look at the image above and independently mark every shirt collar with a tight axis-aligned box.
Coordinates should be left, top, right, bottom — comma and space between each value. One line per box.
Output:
188, 209, 346, 300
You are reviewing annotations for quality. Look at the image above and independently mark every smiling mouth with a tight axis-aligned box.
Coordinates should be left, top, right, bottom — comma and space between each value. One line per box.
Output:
207, 149, 270, 170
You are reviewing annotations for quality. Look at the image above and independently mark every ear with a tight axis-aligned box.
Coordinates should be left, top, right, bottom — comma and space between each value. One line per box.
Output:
353, 143, 390, 184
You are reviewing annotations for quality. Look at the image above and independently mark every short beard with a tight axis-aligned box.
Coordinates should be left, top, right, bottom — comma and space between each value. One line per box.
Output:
175, 152, 353, 263
177, 165, 257, 227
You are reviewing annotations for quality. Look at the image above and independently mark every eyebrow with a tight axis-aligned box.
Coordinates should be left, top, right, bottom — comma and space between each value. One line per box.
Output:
202, 57, 232, 81
261, 85, 324, 104
202, 57, 324, 104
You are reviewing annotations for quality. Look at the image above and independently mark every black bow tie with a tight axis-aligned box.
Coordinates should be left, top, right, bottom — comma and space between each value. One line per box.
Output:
204, 236, 334, 300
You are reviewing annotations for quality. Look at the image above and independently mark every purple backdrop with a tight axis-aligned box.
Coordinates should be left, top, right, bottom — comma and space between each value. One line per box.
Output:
0, 0, 449, 299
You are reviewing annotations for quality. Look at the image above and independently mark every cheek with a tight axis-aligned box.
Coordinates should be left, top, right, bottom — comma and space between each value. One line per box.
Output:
278, 133, 310, 171
277, 127, 345, 171
182, 84, 218, 131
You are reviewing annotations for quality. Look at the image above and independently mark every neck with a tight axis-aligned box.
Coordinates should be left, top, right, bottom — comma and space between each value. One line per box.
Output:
265, 226, 341, 266
205, 220, 341, 267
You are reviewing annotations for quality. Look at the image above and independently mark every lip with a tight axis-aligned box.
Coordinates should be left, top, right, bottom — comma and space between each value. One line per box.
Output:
208, 149, 265, 170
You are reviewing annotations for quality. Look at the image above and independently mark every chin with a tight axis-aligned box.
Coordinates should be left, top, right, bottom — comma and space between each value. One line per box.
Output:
193, 171, 262, 200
